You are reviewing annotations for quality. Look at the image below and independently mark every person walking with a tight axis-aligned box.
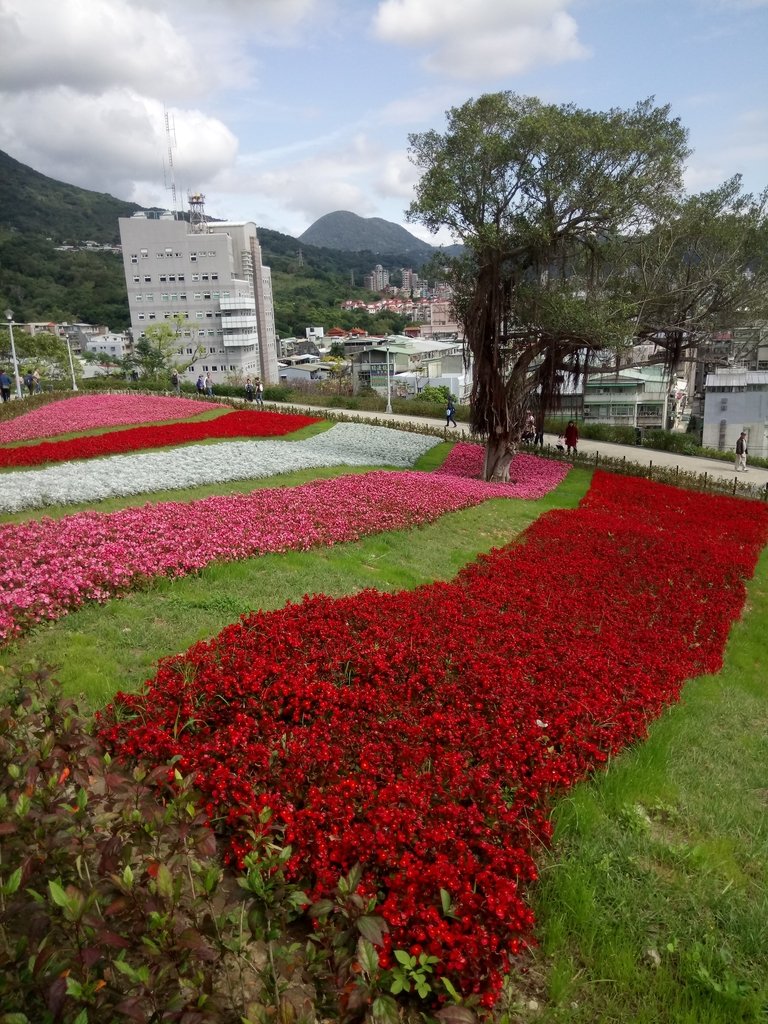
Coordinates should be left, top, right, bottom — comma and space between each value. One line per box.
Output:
445, 397, 457, 427
255, 377, 264, 407
171, 368, 181, 395
735, 431, 749, 472
32, 369, 41, 394
196, 374, 205, 395
564, 419, 579, 457
205, 373, 214, 397
24, 371, 35, 397
245, 377, 254, 402
0, 369, 11, 402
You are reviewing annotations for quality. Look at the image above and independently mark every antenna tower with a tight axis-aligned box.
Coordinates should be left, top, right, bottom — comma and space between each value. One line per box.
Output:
188, 191, 208, 233
163, 110, 178, 217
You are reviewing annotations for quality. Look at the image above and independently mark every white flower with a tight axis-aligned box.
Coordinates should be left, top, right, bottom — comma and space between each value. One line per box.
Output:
1, 424, 441, 513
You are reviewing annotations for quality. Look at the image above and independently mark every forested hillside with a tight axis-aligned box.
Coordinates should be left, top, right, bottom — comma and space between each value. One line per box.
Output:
0, 149, 425, 333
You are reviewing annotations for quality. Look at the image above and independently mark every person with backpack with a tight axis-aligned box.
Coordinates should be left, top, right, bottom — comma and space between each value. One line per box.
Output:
195, 374, 205, 395
171, 369, 181, 395
445, 397, 457, 427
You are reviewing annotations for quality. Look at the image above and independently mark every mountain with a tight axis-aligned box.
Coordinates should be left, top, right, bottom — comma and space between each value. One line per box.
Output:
0, 150, 449, 333
0, 149, 147, 244
299, 210, 436, 257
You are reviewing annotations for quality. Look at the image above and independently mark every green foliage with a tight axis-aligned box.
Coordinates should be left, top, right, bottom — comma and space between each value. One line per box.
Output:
419, 384, 453, 405
0, 231, 129, 327
0, 149, 142, 244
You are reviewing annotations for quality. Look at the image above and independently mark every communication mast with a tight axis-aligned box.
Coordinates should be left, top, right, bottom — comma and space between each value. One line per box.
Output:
163, 109, 178, 218
188, 191, 208, 233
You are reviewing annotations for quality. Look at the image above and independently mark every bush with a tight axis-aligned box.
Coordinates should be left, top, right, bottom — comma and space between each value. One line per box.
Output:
0, 666, 320, 1023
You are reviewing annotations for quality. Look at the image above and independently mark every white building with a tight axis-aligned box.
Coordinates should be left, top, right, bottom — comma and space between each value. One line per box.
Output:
703, 369, 768, 457
118, 210, 279, 385
582, 366, 679, 430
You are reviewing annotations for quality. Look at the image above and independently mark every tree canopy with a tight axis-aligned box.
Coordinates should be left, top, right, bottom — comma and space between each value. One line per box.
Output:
407, 92, 766, 479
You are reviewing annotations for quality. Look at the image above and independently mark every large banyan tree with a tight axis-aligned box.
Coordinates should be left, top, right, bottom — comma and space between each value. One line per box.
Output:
407, 93, 694, 481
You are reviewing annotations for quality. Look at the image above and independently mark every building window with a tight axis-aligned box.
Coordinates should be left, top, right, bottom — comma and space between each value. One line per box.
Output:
144, 275, 152, 283
165, 247, 173, 255
211, 273, 218, 281
130, 255, 138, 264
140, 249, 148, 258
137, 314, 145, 321
211, 365, 217, 371
178, 274, 185, 282
148, 313, 156, 320
132, 275, 140, 283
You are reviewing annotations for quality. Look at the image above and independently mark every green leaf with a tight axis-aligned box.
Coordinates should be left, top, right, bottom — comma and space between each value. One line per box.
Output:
357, 937, 379, 976
48, 879, 69, 907
155, 863, 174, 901
308, 898, 334, 919
394, 948, 415, 968
72, 1011, 88, 1024
440, 887, 453, 915
0, 1014, 32, 1024
441, 976, 462, 1002
122, 864, 134, 888
65, 977, 84, 999
3, 867, 22, 896
390, 975, 407, 995
371, 995, 400, 1024
357, 914, 387, 946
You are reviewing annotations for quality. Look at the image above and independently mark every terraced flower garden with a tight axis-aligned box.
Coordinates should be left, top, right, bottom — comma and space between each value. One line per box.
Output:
1, 393, 767, 1024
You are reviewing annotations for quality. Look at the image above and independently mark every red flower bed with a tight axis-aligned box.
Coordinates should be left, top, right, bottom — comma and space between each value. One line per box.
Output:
100, 472, 768, 1003
0, 410, 319, 467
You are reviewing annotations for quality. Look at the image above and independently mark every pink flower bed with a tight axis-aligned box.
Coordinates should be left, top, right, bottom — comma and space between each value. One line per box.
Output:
0, 394, 222, 443
0, 461, 566, 645
436, 443, 569, 497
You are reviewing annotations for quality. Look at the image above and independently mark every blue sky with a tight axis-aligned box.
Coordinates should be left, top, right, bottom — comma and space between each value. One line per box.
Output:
0, 0, 766, 243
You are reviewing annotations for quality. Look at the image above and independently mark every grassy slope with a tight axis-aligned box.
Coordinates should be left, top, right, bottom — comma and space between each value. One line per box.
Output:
515, 550, 768, 1024
2, 435, 767, 1023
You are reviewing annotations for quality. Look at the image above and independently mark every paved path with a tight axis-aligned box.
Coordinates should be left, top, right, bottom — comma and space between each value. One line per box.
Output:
281, 401, 768, 492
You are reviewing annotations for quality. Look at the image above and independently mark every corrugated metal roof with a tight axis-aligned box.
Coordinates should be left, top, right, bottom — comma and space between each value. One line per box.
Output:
705, 370, 768, 388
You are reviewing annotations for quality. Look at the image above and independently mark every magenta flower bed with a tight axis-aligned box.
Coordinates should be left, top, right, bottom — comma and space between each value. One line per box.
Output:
0, 394, 222, 443
0, 460, 566, 645
436, 443, 569, 495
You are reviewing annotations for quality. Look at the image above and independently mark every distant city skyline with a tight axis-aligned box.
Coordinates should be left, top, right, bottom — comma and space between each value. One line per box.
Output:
1, 0, 766, 246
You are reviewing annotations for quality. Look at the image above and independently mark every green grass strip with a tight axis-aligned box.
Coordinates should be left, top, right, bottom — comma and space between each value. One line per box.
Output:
524, 550, 768, 1024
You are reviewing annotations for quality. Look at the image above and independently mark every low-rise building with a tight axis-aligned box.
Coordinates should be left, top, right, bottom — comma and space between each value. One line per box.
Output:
703, 369, 768, 457
583, 366, 679, 430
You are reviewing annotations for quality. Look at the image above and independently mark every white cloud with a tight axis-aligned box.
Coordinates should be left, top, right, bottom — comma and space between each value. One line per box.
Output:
373, 0, 589, 77
0, 88, 237, 203
0, 0, 213, 98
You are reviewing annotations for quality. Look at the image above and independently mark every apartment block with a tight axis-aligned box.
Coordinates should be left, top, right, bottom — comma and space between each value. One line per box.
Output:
118, 211, 279, 384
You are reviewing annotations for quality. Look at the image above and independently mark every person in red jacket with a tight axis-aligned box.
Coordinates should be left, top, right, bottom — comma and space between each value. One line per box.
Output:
564, 420, 579, 456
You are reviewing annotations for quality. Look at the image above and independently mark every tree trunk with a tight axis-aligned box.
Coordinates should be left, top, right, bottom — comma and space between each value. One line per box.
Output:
484, 434, 515, 482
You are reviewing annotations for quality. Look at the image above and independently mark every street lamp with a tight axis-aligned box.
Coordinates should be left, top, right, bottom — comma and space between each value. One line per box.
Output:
385, 339, 393, 414
65, 336, 79, 391
4, 309, 22, 400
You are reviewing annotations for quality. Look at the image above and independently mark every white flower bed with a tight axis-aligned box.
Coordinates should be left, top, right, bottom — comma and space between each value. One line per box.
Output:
1, 423, 441, 513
